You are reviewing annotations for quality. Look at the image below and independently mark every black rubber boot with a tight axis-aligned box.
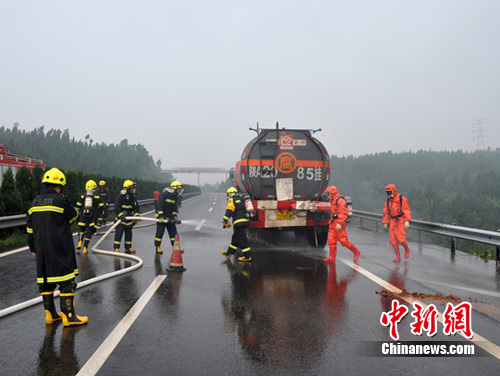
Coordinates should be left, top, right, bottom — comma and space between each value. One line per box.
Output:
60, 293, 88, 327
41, 292, 62, 324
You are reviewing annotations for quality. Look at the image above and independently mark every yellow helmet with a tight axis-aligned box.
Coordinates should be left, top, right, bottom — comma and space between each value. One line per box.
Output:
42, 168, 66, 186
226, 187, 238, 197
123, 180, 134, 189
86, 180, 97, 190
99, 180, 106, 186
170, 181, 182, 189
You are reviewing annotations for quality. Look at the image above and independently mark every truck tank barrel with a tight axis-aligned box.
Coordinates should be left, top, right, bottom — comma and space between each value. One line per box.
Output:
236, 128, 330, 201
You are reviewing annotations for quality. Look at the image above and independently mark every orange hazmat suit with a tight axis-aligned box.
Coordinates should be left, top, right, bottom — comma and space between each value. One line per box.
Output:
324, 186, 361, 263
382, 184, 411, 262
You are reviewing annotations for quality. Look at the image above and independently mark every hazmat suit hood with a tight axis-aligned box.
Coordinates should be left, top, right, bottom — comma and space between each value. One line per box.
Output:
385, 184, 398, 198
326, 186, 340, 200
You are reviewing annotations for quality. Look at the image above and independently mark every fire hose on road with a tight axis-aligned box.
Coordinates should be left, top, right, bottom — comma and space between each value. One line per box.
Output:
0, 216, 160, 319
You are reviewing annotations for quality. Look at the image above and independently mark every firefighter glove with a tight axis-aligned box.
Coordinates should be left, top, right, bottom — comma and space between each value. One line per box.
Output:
383, 223, 388, 230
335, 223, 342, 231
404, 221, 410, 229
158, 217, 165, 223
222, 220, 231, 229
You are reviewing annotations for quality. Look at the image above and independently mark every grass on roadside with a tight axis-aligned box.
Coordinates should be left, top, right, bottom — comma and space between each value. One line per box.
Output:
0, 229, 28, 251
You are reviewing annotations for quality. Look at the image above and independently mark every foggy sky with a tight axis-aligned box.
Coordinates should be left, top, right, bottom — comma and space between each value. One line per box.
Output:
1, 1, 499, 185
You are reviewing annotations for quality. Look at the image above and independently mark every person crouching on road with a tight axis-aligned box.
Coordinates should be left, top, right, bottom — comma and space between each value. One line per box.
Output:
75, 180, 101, 254
114, 180, 140, 253
220, 187, 252, 262
26, 168, 88, 326
382, 184, 411, 262
323, 186, 361, 263
154, 181, 183, 254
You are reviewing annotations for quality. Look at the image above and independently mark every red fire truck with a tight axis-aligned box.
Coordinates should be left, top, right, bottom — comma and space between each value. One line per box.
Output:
0, 145, 46, 185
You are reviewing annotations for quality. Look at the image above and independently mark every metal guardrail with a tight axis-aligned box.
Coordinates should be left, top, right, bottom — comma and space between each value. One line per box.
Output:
0, 214, 27, 230
0, 193, 201, 230
353, 210, 500, 263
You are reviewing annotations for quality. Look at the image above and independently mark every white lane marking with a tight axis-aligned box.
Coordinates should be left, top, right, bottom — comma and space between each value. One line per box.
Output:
76, 275, 167, 376
0, 246, 29, 258
340, 258, 500, 360
196, 219, 206, 231
209, 207, 213, 212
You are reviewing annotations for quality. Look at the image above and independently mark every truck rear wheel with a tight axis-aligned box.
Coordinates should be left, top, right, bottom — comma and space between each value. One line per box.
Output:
295, 227, 328, 248
307, 226, 328, 248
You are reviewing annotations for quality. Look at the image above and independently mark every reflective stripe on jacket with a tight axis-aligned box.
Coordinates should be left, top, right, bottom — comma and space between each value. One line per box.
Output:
156, 189, 178, 220
224, 194, 250, 228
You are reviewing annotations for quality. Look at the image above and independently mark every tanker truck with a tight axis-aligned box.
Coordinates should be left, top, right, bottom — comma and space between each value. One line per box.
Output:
235, 125, 331, 248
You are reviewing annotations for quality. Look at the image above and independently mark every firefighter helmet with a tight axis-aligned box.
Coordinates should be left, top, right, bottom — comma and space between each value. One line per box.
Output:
86, 180, 97, 190
99, 180, 106, 186
123, 180, 134, 189
170, 181, 182, 190
226, 187, 238, 198
42, 168, 66, 186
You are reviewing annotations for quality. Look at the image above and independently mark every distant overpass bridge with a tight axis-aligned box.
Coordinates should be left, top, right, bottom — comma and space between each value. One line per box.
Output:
161, 167, 234, 186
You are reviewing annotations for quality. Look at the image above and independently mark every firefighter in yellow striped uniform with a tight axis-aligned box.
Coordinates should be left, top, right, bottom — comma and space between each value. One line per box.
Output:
97, 180, 109, 225
114, 180, 140, 253
220, 187, 252, 262
26, 168, 88, 326
154, 181, 183, 253
75, 180, 101, 254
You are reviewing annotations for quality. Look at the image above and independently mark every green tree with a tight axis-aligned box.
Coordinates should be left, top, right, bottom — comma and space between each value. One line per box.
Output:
0, 168, 22, 215
15, 166, 34, 212
31, 164, 44, 196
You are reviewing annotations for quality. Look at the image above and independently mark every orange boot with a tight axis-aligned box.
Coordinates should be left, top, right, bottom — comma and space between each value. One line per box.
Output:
392, 245, 401, 263
403, 243, 410, 259
349, 244, 361, 262
323, 245, 337, 262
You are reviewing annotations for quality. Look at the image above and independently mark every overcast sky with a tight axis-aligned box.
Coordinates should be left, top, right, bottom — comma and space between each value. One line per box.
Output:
1, 1, 499, 185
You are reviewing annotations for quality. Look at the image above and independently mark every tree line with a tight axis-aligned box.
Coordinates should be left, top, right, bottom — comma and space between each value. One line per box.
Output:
0, 123, 201, 249
0, 123, 170, 182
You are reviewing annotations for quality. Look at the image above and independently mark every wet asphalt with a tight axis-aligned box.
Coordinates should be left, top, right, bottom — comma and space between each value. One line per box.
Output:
1, 193, 500, 375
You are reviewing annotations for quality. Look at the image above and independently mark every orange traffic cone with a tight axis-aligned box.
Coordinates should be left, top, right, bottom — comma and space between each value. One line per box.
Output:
166, 234, 186, 272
